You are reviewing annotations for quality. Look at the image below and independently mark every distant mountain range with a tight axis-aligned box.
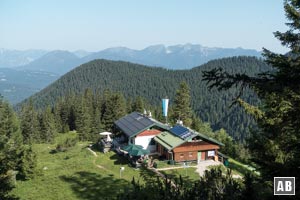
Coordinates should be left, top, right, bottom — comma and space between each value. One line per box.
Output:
1, 44, 261, 74
17, 50, 82, 75
82, 44, 261, 70
0, 44, 262, 104
0, 48, 48, 68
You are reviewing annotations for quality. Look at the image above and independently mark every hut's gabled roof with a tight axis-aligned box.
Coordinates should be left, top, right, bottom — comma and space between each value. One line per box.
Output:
154, 131, 185, 150
154, 125, 224, 150
114, 112, 169, 138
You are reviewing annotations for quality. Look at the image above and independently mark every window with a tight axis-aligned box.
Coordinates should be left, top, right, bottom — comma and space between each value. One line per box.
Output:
207, 150, 215, 157
189, 152, 193, 157
180, 153, 184, 158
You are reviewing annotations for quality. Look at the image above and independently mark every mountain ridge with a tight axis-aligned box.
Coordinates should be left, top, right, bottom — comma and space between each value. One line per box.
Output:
0, 49, 48, 68
20, 56, 271, 141
17, 50, 82, 75
1, 44, 261, 74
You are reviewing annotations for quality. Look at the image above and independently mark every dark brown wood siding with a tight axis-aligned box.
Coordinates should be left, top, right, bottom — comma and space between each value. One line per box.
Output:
157, 143, 170, 159
173, 141, 219, 153
172, 141, 220, 162
202, 151, 206, 160
174, 151, 198, 162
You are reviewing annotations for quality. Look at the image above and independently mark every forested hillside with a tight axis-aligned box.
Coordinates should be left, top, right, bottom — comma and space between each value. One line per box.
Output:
21, 56, 271, 141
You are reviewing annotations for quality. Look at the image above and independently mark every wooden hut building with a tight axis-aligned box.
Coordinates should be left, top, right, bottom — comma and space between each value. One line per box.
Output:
114, 112, 224, 162
114, 112, 169, 153
154, 125, 223, 163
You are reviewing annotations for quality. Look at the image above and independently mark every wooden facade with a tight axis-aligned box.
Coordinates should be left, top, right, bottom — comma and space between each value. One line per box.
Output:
157, 140, 220, 162
115, 113, 223, 163
173, 141, 219, 152
173, 141, 219, 162
157, 143, 171, 160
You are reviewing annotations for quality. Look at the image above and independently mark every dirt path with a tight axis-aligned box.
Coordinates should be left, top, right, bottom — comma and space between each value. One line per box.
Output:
87, 147, 98, 157
156, 165, 197, 171
86, 147, 110, 172
195, 160, 222, 176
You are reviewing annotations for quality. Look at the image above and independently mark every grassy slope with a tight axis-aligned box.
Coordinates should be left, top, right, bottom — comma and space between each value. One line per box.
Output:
11, 133, 145, 200
11, 133, 253, 200
160, 168, 200, 183
228, 158, 259, 175
161, 158, 254, 180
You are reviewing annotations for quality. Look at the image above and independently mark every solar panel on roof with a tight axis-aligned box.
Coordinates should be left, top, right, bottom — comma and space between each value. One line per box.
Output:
170, 125, 189, 136
115, 112, 155, 137
170, 125, 196, 140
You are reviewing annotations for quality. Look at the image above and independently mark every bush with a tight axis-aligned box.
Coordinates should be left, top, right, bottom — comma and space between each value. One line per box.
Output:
55, 136, 78, 152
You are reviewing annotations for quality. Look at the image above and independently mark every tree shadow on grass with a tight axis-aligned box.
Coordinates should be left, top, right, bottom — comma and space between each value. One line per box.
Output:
60, 171, 130, 200
139, 166, 159, 182
228, 162, 250, 175
109, 153, 129, 165
161, 170, 196, 188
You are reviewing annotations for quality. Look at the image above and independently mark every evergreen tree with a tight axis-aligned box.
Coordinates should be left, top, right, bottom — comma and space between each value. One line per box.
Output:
17, 146, 37, 180
203, 0, 300, 196
0, 98, 37, 199
74, 96, 83, 139
91, 90, 104, 137
83, 89, 94, 136
91, 106, 104, 139
191, 113, 203, 132
173, 82, 192, 127
126, 97, 133, 113
118, 167, 242, 200
102, 92, 126, 131
92, 91, 103, 135
214, 129, 238, 158
53, 99, 63, 133
153, 105, 164, 122
190, 113, 214, 136
20, 99, 39, 144
132, 96, 145, 113
68, 104, 76, 131
0, 98, 22, 199
113, 93, 127, 120
39, 106, 56, 143
60, 99, 70, 133
75, 94, 93, 140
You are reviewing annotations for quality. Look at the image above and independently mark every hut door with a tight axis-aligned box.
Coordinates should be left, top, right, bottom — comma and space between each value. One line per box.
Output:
197, 151, 202, 164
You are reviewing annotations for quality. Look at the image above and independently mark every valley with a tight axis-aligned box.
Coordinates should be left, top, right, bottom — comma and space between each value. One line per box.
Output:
0, 68, 59, 104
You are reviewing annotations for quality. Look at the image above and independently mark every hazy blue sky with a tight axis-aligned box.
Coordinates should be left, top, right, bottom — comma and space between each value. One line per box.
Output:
0, 0, 288, 53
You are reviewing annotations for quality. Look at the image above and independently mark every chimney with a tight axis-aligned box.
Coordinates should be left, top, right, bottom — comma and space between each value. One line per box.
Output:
148, 111, 152, 118
176, 119, 183, 126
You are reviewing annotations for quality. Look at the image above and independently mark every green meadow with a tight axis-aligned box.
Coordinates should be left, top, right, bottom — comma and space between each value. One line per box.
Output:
10, 133, 145, 200
11, 132, 248, 200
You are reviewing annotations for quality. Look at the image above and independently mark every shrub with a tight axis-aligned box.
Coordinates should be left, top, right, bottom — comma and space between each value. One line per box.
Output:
55, 136, 78, 152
